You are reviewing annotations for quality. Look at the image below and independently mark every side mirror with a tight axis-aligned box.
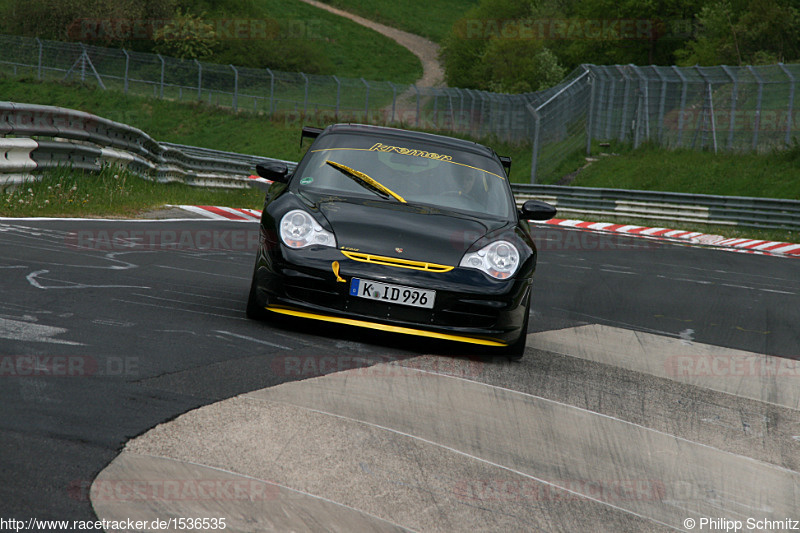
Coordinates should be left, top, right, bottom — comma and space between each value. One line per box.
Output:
519, 199, 557, 221
256, 162, 289, 183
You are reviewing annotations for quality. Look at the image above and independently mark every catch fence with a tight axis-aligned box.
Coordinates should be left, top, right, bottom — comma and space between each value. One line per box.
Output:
0, 34, 798, 183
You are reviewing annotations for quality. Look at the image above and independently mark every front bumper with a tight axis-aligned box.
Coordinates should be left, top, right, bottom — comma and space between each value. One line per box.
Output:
251, 243, 532, 346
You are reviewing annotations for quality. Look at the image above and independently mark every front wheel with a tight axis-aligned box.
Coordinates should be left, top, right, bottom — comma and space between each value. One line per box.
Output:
501, 297, 530, 361
245, 267, 269, 321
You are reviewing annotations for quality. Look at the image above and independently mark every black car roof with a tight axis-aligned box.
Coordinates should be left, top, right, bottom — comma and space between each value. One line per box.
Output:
318, 123, 501, 160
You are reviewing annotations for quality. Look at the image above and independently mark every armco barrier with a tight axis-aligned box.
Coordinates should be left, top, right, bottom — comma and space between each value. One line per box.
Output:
512, 184, 800, 232
0, 102, 291, 189
1, 101, 797, 232
0, 137, 38, 171
0, 137, 38, 186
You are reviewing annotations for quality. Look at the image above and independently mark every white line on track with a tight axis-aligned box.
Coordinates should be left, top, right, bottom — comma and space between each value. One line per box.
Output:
113, 299, 247, 320
131, 293, 242, 313
214, 330, 292, 350
155, 264, 249, 280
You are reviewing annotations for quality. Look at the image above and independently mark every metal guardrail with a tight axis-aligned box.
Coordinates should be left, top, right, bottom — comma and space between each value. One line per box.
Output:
1, 101, 797, 232
512, 184, 800, 232
0, 102, 290, 189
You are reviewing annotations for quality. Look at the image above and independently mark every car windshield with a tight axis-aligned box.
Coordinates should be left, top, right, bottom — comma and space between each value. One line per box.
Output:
291, 133, 515, 218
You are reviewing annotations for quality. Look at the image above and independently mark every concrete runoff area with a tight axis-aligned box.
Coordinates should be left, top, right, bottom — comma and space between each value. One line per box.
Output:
530, 324, 800, 410
93, 326, 800, 532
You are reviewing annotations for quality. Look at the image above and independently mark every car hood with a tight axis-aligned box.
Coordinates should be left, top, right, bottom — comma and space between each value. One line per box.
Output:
316, 197, 511, 266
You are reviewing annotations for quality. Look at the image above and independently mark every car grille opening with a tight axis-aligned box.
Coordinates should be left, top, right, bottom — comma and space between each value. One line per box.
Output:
340, 250, 454, 273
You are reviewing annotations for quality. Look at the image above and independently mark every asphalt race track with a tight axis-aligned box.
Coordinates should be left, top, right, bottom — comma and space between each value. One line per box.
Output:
1, 217, 798, 531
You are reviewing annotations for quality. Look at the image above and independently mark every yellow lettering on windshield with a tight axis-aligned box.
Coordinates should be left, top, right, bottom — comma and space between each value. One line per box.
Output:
369, 142, 453, 162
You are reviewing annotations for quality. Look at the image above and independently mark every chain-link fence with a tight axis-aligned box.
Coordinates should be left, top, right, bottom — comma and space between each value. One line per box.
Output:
0, 34, 798, 184
532, 63, 800, 183
0, 34, 526, 142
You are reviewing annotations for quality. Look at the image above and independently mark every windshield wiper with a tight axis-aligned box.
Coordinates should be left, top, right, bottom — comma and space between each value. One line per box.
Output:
325, 160, 406, 203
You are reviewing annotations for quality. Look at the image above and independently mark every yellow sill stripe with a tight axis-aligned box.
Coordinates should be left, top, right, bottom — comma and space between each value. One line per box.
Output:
340, 250, 454, 273
266, 306, 506, 347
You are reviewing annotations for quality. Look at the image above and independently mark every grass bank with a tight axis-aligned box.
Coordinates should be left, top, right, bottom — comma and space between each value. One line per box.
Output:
567, 141, 800, 201
0, 166, 263, 218
316, 0, 479, 42
0, 78, 310, 162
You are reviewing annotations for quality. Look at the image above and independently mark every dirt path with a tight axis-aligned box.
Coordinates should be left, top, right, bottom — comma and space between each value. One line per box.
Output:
297, 0, 445, 88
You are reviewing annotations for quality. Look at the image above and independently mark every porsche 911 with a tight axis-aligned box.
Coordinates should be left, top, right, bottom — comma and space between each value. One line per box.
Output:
246, 124, 556, 359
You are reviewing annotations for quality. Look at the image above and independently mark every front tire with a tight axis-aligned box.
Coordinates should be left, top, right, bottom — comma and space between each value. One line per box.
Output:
246, 267, 269, 321
501, 296, 530, 361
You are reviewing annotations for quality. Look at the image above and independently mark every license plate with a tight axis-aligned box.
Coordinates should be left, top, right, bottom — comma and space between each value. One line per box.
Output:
349, 278, 435, 309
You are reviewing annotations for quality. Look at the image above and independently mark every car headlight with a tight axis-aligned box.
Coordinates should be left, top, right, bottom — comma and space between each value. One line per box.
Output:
279, 209, 336, 249
459, 240, 520, 279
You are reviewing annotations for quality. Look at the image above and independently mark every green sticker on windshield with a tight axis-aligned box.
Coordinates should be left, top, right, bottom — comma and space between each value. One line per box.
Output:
300, 177, 314, 185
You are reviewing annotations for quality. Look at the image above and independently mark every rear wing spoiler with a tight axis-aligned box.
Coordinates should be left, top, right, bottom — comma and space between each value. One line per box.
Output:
499, 155, 512, 177
301, 126, 323, 147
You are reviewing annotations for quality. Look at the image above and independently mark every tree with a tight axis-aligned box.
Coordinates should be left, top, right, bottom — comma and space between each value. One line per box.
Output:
440, 0, 568, 92
481, 37, 566, 93
153, 8, 219, 60
675, 0, 800, 65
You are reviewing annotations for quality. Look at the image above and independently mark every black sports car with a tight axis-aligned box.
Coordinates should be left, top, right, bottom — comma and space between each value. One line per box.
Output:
246, 124, 556, 358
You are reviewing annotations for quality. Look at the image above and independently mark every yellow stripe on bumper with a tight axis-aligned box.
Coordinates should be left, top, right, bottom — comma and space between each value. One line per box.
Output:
265, 306, 507, 347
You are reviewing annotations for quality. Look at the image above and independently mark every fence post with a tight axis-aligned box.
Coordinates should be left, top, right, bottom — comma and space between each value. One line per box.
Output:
631, 64, 650, 144
230, 65, 239, 111
35, 38, 42, 80
527, 104, 541, 184
590, 66, 606, 141
157, 54, 165, 98
748, 65, 763, 151
123, 49, 130, 94
468, 89, 476, 134
708, 83, 717, 153
388, 81, 396, 123
195, 59, 202, 100
413, 84, 420, 127
478, 91, 487, 138
456, 87, 465, 132
778, 63, 795, 148
721, 65, 737, 151
301, 72, 308, 115
653, 66, 667, 144
433, 89, 439, 129
267, 68, 275, 115
361, 78, 369, 122
695, 67, 717, 153
616, 65, 632, 142
586, 72, 596, 155
505, 95, 515, 141
333, 75, 341, 120
603, 66, 615, 139
449, 92, 457, 131
79, 43, 87, 82
672, 66, 688, 148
